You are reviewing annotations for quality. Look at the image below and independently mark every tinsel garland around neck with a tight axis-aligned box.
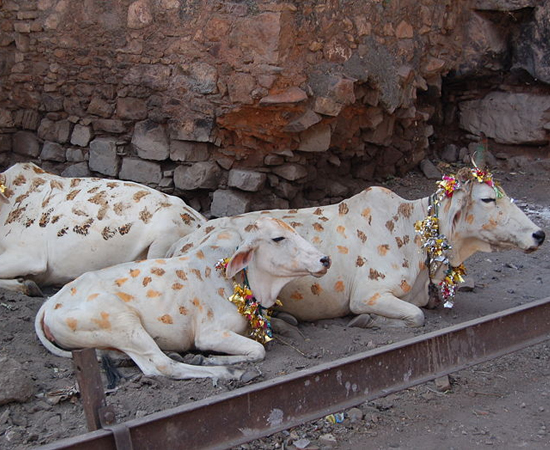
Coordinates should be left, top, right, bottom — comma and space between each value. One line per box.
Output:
215, 258, 281, 344
414, 167, 502, 308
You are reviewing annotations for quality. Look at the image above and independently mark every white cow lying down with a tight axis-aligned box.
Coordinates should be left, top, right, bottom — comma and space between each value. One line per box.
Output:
35, 217, 331, 381
0, 162, 205, 295
169, 167, 545, 328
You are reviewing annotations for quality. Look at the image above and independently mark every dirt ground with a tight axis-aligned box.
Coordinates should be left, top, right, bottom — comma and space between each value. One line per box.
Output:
1, 158, 549, 450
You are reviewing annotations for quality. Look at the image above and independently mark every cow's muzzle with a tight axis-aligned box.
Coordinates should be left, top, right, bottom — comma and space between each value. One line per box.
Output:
311, 256, 331, 277
533, 229, 546, 246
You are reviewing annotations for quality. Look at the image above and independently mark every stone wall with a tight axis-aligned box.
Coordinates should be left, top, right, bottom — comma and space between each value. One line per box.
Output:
0, 0, 548, 216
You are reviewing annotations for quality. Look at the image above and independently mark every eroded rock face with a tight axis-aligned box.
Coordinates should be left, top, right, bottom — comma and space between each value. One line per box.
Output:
0, 1, 549, 215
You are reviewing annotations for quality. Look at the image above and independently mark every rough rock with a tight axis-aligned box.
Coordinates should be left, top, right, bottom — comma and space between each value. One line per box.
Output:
210, 189, 251, 217
119, 157, 162, 185
170, 141, 210, 162
131, 120, 170, 161
89, 137, 120, 177
69, 124, 93, 147
40, 141, 65, 162
459, 92, 550, 145
420, 159, 441, 180
228, 169, 266, 192
0, 357, 35, 405
173, 162, 222, 190
13, 131, 40, 157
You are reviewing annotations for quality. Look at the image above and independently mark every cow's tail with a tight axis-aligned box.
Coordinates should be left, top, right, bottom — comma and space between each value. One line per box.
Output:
34, 302, 73, 359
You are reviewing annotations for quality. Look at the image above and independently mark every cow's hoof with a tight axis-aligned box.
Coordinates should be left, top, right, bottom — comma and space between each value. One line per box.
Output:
274, 311, 299, 326
188, 354, 205, 366
271, 317, 304, 340
240, 369, 261, 383
348, 314, 376, 328
23, 280, 44, 297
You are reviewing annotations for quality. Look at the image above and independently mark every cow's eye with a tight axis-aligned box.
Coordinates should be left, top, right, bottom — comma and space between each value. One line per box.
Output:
272, 236, 285, 243
481, 198, 496, 203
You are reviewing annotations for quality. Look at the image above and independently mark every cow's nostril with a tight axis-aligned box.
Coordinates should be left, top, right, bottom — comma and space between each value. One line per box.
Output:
533, 229, 545, 246
321, 256, 331, 268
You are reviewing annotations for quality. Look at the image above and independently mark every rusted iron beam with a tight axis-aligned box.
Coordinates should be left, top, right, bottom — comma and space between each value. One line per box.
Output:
72, 348, 107, 432
40, 297, 550, 450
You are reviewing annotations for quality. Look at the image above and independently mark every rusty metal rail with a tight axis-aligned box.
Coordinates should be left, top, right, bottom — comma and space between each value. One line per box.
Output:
40, 297, 550, 450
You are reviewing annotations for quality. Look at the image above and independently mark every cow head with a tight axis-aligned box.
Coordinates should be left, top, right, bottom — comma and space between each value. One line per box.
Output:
225, 217, 331, 307
438, 168, 545, 266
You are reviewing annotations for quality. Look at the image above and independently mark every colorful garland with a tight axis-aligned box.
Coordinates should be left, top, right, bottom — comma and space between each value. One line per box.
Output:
215, 257, 281, 344
414, 166, 501, 308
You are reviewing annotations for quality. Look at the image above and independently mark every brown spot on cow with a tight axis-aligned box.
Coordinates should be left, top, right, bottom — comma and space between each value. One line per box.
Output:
311, 283, 323, 295
414, 235, 422, 246
338, 202, 349, 215
139, 207, 152, 224
142, 276, 152, 287
179, 306, 188, 315
290, 221, 303, 228
218, 231, 232, 240
180, 212, 195, 225
191, 269, 203, 281
151, 267, 165, 277
334, 280, 345, 292
70, 178, 81, 188
130, 269, 140, 278
192, 297, 204, 311
155, 259, 166, 265
133, 190, 150, 202
30, 178, 46, 192
395, 236, 408, 248
400, 280, 412, 293
204, 267, 211, 278
245, 223, 259, 232
367, 293, 381, 305
87, 293, 99, 301
172, 282, 184, 290
196, 250, 205, 260
313, 223, 324, 232
115, 277, 128, 287
361, 208, 372, 225
70, 287, 77, 296
114, 202, 129, 216
92, 311, 111, 329
418, 260, 426, 270
218, 288, 226, 298
482, 218, 498, 231
158, 314, 173, 324
54, 303, 62, 309
87, 186, 100, 194
398, 202, 414, 218
57, 227, 68, 237
39, 208, 54, 227
207, 309, 214, 320
66, 318, 77, 331
5, 206, 26, 224
377, 244, 390, 256
356, 256, 366, 267
101, 226, 116, 240
290, 291, 303, 300
176, 270, 188, 281
118, 223, 132, 235
313, 208, 323, 216
116, 292, 134, 302
369, 268, 386, 280
274, 218, 296, 233
385, 220, 395, 233
336, 225, 347, 238
13, 174, 27, 186
147, 290, 162, 298
66, 189, 81, 201
337, 245, 349, 254
402, 259, 410, 268
204, 226, 215, 234
357, 229, 367, 243
181, 243, 194, 253
312, 236, 322, 244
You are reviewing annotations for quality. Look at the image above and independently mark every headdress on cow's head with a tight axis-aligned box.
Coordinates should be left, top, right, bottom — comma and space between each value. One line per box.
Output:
415, 163, 502, 308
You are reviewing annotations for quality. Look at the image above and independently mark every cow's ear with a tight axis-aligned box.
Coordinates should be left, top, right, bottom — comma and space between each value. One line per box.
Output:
446, 188, 469, 233
225, 245, 255, 278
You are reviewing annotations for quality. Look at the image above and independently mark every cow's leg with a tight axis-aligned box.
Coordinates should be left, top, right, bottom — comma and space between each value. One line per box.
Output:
193, 330, 266, 366
350, 292, 425, 328
0, 250, 46, 295
0, 278, 43, 296
111, 326, 245, 380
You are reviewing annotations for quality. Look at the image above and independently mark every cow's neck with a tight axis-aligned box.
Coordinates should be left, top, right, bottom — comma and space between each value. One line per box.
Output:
244, 266, 287, 310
